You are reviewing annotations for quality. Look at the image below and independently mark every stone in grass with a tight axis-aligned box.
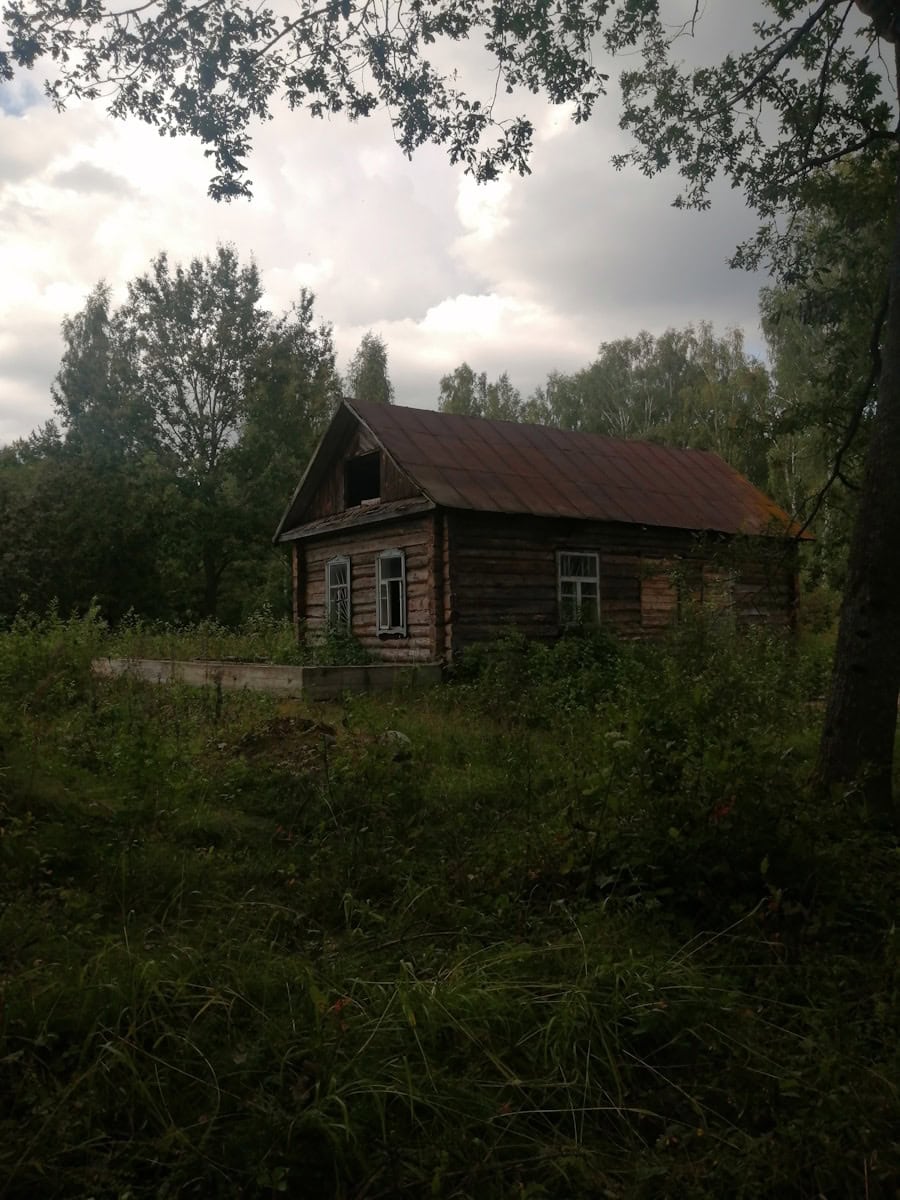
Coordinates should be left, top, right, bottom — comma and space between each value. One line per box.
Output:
377, 729, 413, 762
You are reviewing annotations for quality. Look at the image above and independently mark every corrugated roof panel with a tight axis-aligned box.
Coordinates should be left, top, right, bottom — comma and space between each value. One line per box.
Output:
502, 472, 547, 512
488, 443, 530, 477
407, 432, 462, 470
656, 491, 707, 530
577, 482, 634, 525
474, 418, 515, 445
616, 448, 669, 496
379, 431, 423, 465
551, 482, 596, 521
459, 437, 510, 474
395, 406, 433, 434
546, 425, 583, 451
456, 474, 503, 512
530, 478, 582, 518
346, 400, 804, 538
408, 465, 467, 508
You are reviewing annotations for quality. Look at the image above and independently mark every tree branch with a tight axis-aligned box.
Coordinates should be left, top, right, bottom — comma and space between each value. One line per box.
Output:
801, 1, 855, 166
791, 128, 897, 177
795, 281, 890, 539
730, 0, 845, 108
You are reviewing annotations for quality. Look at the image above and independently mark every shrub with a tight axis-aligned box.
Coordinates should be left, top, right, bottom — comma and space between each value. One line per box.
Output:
566, 619, 831, 919
454, 625, 621, 721
3, 605, 897, 1199
0, 602, 106, 715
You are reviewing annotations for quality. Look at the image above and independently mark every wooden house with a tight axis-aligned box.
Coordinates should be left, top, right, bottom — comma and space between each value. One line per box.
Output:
274, 399, 804, 662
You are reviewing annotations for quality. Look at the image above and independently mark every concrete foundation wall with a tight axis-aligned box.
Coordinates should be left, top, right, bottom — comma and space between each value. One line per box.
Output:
92, 657, 442, 700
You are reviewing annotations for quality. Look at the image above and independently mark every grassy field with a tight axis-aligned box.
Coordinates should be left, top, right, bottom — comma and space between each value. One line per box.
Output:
1, 611, 897, 1198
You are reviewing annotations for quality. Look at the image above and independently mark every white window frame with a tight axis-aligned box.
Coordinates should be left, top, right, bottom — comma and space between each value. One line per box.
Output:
557, 550, 600, 625
376, 549, 407, 636
325, 556, 351, 628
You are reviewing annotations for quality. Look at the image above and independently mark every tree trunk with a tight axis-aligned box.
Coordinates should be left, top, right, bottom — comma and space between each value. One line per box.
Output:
817, 134, 900, 826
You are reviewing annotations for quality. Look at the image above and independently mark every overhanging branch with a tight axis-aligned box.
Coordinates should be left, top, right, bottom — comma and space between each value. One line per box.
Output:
730, 0, 846, 109
795, 280, 890, 539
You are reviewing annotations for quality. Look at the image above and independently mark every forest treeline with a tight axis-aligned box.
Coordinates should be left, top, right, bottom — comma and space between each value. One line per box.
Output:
0, 160, 887, 625
0, 250, 394, 623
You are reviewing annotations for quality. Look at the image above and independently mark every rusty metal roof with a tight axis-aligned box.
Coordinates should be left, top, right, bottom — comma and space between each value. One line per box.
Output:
346, 399, 802, 538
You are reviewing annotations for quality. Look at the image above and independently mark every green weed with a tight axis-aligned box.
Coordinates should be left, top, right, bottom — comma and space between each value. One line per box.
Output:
0, 614, 897, 1198
106, 605, 370, 666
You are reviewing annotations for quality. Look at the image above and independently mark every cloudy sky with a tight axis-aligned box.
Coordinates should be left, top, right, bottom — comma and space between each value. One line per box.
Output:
0, 4, 775, 447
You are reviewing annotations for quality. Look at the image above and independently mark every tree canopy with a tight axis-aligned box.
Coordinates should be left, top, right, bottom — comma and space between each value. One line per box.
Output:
438, 364, 524, 421
346, 331, 394, 405
1, 248, 340, 622
0, 2, 893, 219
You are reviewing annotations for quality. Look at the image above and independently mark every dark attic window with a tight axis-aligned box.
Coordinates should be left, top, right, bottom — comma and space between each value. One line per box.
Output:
345, 452, 381, 507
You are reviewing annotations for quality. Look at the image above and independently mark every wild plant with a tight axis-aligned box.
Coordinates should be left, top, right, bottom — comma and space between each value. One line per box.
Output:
1, 610, 897, 1198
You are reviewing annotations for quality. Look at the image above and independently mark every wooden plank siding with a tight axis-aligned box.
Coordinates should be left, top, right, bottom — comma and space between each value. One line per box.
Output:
431, 511, 448, 662
306, 425, 419, 522
291, 543, 303, 635
445, 511, 797, 650
300, 514, 437, 662
291, 506, 797, 664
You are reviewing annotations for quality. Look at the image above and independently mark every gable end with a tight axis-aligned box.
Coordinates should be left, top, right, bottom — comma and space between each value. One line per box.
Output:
274, 400, 428, 542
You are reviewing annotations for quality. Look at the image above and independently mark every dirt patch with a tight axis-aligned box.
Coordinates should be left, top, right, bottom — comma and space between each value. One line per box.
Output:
235, 716, 339, 773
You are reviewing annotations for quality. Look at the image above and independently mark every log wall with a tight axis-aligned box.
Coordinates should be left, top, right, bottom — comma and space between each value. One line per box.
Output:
445, 511, 798, 654
294, 508, 798, 664
299, 514, 437, 662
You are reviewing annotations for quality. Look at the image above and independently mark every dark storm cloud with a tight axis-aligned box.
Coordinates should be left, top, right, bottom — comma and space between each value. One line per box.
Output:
5, 0, 858, 444
52, 162, 135, 197
492, 143, 766, 337
315, 163, 478, 325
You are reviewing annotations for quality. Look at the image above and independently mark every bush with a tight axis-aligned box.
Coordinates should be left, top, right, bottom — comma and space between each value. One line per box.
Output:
0, 603, 106, 714
562, 619, 832, 919
454, 625, 621, 721
2, 608, 897, 1199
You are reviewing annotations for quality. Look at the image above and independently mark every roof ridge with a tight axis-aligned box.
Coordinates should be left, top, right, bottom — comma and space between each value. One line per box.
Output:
278, 397, 807, 540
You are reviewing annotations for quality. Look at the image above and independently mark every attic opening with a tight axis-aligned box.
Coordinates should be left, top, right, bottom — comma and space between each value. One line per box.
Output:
345, 452, 381, 507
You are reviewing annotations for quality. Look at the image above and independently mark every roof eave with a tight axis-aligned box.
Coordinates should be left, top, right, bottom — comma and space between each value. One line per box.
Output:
278, 497, 436, 542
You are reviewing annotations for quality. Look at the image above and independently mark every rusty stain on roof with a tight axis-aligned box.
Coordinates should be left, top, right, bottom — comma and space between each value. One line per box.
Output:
347, 400, 803, 539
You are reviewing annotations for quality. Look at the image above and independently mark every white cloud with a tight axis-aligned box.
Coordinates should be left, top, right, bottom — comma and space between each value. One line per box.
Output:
455, 175, 512, 242
1, 24, 774, 444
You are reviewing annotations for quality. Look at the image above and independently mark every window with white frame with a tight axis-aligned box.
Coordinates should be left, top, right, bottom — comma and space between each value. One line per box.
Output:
377, 549, 407, 635
558, 551, 600, 625
326, 556, 351, 628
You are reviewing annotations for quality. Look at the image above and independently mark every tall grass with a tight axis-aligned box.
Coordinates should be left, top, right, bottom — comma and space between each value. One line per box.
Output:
105, 605, 371, 665
0, 614, 897, 1197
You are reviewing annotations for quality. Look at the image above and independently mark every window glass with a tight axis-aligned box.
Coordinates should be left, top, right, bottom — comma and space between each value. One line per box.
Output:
558, 552, 600, 624
377, 550, 406, 634
560, 553, 595, 578
326, 557, 351, 627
